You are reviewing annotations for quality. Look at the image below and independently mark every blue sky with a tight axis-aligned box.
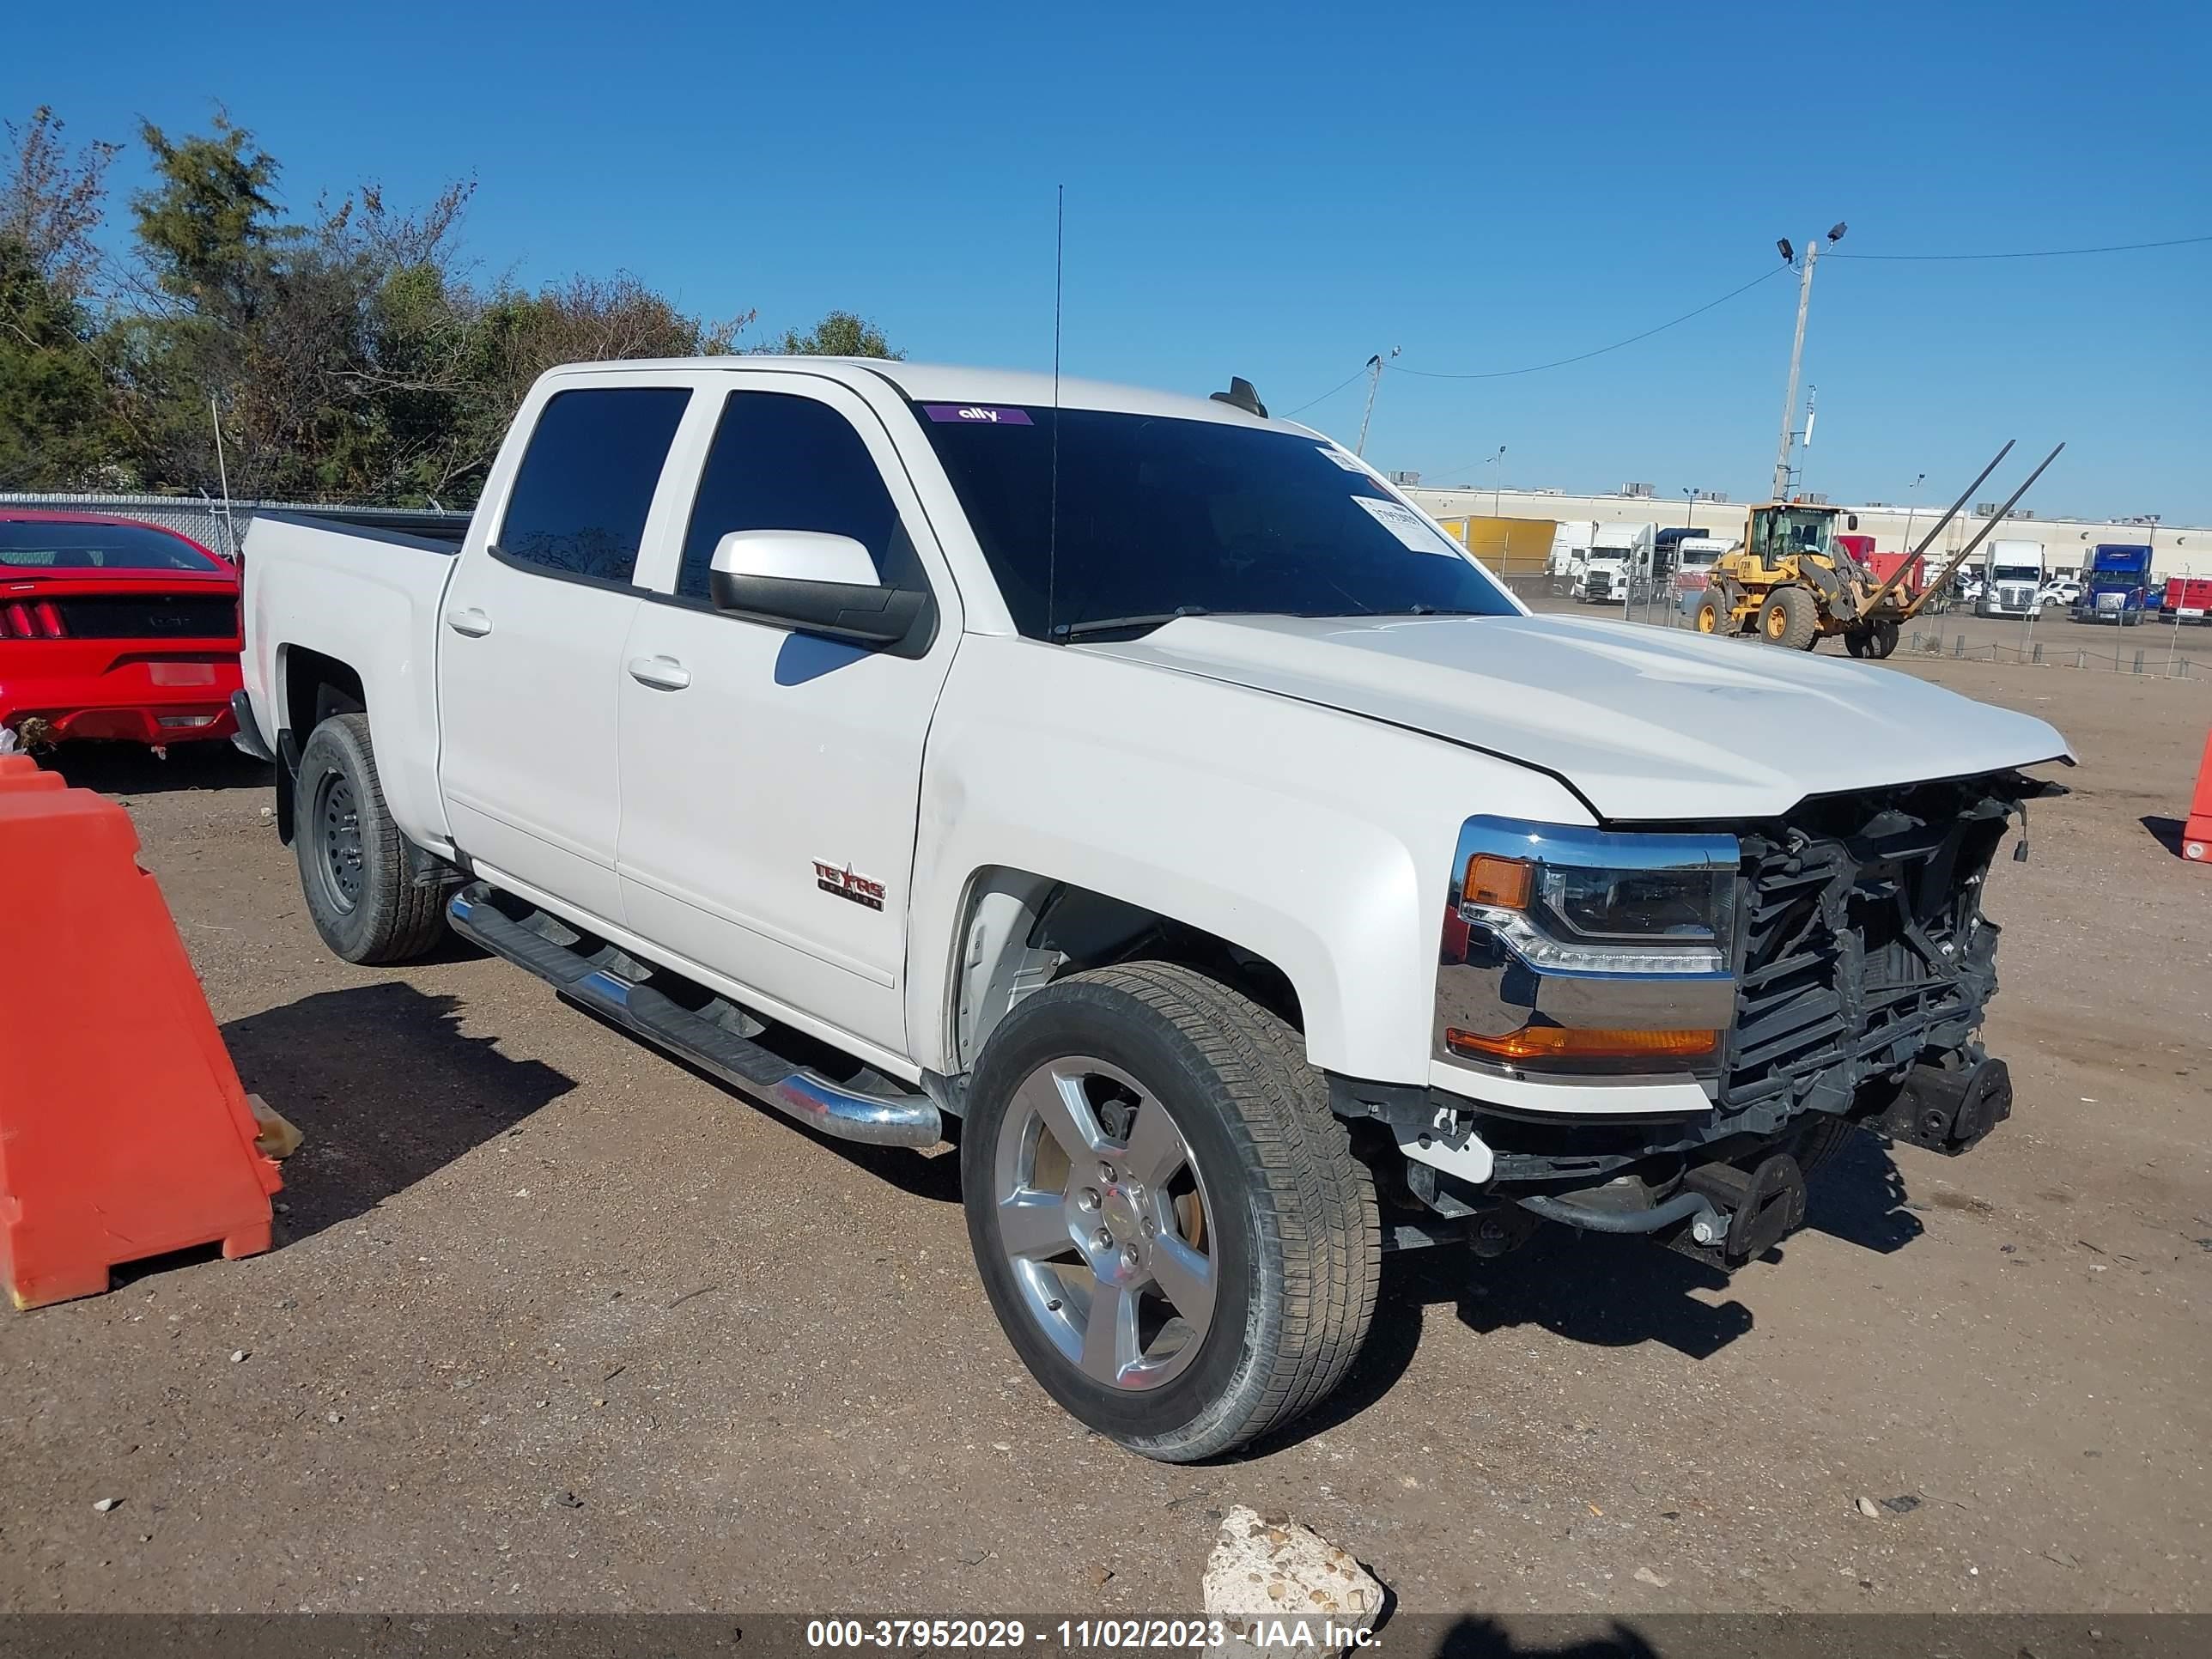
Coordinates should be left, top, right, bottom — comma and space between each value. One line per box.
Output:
11, 0, 2209, 519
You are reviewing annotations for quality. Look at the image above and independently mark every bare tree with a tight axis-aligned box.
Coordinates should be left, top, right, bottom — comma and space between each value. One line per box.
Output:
2, 106, 121, 299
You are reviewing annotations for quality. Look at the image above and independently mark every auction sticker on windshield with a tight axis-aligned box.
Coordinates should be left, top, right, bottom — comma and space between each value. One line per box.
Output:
1351, 494, 1467, 557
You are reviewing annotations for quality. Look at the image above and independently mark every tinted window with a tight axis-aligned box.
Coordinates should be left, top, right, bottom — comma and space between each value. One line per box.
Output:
677, 392, 915, 599
918, 408, 1516, 639
498, 386, 691, 583
0, 520, 222, 572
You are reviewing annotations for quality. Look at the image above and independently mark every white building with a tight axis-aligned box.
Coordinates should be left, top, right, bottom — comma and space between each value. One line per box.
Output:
1401, 484, 2207, 581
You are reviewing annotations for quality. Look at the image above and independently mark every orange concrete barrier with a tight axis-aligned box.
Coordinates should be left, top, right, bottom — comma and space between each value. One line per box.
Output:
0, 754, 281, 1309
2186, 728, 2212, 865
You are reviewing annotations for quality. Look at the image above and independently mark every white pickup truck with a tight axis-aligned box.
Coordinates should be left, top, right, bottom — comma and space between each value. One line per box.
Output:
238, 357, 2069, 1461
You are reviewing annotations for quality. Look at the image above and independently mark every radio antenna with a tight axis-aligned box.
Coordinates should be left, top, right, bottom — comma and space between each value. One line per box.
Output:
1047, 184, 1064, 642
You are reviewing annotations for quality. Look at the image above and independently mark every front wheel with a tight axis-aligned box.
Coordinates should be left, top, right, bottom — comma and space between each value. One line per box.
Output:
1693, 591, 1728, 635
1759, 584, 1820, 650
961, 963, 1379, 1462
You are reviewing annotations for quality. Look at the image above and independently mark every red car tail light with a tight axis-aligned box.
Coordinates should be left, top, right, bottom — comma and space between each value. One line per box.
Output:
0, 601, 70, 640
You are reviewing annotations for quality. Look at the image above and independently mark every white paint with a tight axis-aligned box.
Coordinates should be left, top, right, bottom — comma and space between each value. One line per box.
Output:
1082, 611, 2069, 821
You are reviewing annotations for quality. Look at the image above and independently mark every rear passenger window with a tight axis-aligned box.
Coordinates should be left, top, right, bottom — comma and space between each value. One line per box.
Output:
677, 392, 921, 600
497, 386, 691, 584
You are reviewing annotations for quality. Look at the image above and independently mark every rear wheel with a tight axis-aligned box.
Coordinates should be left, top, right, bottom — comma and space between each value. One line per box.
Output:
1759, 585, 1820, 651
961, 962, 1378, 1462
294, 713, 448, 964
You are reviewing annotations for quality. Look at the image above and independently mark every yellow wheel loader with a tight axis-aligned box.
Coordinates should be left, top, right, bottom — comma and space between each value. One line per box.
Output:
1693, 441, 2064, 657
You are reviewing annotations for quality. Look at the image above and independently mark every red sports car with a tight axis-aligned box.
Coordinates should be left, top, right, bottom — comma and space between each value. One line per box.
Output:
0, 509, 243, 749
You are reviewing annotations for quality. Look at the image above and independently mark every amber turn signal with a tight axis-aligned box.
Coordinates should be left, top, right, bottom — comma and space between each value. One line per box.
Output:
1462, 853, 1533, 909
1444, 1024, 1719, 1061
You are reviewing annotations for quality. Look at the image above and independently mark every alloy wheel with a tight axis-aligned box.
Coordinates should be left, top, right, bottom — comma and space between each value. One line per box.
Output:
989, 1056, 1217, 1391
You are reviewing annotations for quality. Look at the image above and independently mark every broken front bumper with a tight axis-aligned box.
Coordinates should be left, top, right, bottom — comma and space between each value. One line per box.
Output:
1381, 771, 2048, 1257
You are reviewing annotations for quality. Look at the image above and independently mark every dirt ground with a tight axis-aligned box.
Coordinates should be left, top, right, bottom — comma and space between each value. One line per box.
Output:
2, 646, 2207, 1623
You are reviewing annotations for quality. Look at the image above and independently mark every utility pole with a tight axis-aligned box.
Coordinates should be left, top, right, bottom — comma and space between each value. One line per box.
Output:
1771, 222, 1846, 501
1355, 346, 1398, 456
209, 396, 238, 562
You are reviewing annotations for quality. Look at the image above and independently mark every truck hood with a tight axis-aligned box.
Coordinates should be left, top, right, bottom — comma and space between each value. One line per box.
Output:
1079, 613, 2071, 822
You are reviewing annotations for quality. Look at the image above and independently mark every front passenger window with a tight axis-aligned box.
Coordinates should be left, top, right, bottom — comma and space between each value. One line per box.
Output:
677, 392, 921, 599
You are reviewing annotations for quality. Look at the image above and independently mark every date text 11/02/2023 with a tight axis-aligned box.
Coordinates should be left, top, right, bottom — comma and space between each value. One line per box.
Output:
803, 1620, 1382, 1650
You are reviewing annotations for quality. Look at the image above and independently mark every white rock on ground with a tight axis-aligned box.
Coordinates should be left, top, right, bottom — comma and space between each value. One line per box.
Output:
1202, 1504, 1384, 1659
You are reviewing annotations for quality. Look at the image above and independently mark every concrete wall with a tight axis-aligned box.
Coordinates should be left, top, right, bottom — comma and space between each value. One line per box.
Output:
1404, 485, 2208, 580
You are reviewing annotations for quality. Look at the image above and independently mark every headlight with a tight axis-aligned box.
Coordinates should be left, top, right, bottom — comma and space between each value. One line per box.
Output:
1436, 817, 1741, 1073
1459, 823, 1736, 973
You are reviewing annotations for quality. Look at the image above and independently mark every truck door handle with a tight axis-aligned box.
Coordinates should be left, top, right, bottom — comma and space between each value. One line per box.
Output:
445, 607, 493, 637
627, 655, 692, 691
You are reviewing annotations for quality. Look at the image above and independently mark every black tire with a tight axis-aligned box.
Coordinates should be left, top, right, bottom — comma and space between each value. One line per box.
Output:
1869, 619, 1900, 659
1844, 627, 1872, 659
1791, 1113, 1855, 1175
1693, 591, 1729, 635
294, 713, 448, 964
961, 962, 1379, 1462
1759, 584, 1820, 651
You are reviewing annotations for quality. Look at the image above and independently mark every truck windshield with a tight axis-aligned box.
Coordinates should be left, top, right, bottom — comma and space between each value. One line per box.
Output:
1991, 565, 2040, 583
916, 407, 1517, 640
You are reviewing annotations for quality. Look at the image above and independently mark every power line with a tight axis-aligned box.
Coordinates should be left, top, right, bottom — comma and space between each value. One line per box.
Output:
1829, 232, 2212, 261
1387, 264, 1788, 381
1279, 365, 1371, 416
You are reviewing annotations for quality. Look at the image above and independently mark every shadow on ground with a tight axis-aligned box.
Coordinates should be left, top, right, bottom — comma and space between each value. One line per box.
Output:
47, 739, 271, 797
1800, 1132, 1923, 1255
1254, 1131, 1922, 1455
218, 981, 574, 1243
2142, 814, 2188, 859
553, 992, 963, 1205
1428, 1619, 1660, 1659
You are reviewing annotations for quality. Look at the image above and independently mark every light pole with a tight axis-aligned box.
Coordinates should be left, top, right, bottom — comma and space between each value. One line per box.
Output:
1771, 222, 1847, 501
1488, 446, 1506, 516
1355, 346, 1399, 456
1899, 471, 1926, 553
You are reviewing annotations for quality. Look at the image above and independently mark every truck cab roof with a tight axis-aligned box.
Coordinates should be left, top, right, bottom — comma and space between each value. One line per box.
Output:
539, 356, 1286, 431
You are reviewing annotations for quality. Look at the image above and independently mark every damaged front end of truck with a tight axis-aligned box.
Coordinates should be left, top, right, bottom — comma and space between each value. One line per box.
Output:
1344, 768, 2063, 1268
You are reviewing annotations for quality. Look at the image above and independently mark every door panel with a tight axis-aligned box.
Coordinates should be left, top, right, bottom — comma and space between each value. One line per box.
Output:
616, 380, 958, 1059
436, 383, 691, 922
437, 558, 639, 919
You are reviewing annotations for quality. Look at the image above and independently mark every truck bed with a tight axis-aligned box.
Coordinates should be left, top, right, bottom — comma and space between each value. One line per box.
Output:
240, 511, 464, 854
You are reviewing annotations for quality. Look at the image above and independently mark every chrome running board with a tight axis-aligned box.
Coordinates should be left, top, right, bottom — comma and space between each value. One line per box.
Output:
447, 883, 941, 1149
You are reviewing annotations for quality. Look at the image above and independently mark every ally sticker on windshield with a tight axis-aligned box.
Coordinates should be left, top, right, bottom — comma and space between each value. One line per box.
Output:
922, 404, 1034, 425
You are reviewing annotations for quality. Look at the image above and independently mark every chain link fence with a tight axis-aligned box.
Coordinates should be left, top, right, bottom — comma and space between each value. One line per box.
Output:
0, 492, 470, 561
1904, 628, 2202, 678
